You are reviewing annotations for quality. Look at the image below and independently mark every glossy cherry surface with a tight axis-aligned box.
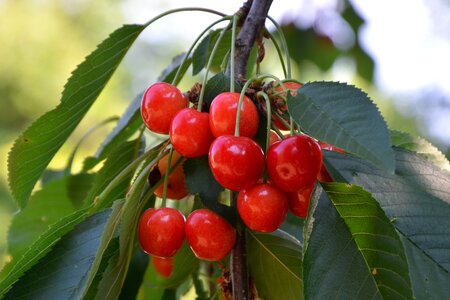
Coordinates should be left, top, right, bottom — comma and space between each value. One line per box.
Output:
209, 92, 259, 138
185, 209, 236, 261
209, 135, 264, 191
289, 183, 315, 218
154, 151, 188, 200
238, 183, 288, 232
170, 108, 214, 158
138, 208, 186, 257
141, 82, 188, 134
267, 135, 322, 192
152, 256, 173, 278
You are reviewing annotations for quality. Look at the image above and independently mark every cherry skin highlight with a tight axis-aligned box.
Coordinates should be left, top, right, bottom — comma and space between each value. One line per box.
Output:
238, 183, 289, 232
138, 208, 186, 258
152, 256, 173, 278
209, 135, 264, 191
154, 151, 188, 200
141, 82, 188, 134
185, 209, 236, 261
289, 183, 315, 218
267, 135, 322, 192
209, 92, 259, 138
170, 108, 214, 158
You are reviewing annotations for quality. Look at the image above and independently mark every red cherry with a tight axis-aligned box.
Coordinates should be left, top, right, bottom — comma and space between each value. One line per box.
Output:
209, 92, 259, 138
270, 81, 302, 130
141, 82, 188, 134
154, 151, 188, 200
275, 81, 302, 98
209, 135, 264, 191
317, 165, 333, 183
269, 130, 281, 146
289, 183, 315, 218
152, 256, 173, 278
267, 135, 322, 192
170, 108, 214, 158
185, 209, 236, 261
138, 208, 186, 257
238, 183, 288, 232
318, 141, 345, 153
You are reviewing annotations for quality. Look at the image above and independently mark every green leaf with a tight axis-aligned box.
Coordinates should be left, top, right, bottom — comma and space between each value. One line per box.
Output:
247, 230, 303, 300
183, 157, 235, 224
303, 186, 380, 299
6, 177, 75, 262
83, 95, 143, 171
157, 52, 192, 85
192, 30, 217, 75
67, 173, 96, 208
203, 73, 241, 109
321, 182, 413, 299
400, 235, 450, 299
118, 247, 149, 300
0, 207, 90, 296
287, 81, 394, 172
390, 130, 450, 172
7, 24, 146, 209
3, 205, 120, 299
324, 149, 450, 273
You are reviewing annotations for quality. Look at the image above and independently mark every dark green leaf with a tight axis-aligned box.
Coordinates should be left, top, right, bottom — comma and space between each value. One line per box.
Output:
247, 230, 303, 300
203, 73, 241, 109
303, 186, 380, 299
400, 235, 450, 299
324, 149, 450, 272
7, 177, 75, 262
192, 30, 217, 75
8, 24, 146, 209
4, 206, 118, 299
40, 169, 65, 186
279, 212, 304, 243
207, 30, 232, 73
118, 246, 150, 300
83, 95, 143, 171
183, 157, 234, 224
287, 81, 394, 172
67, 173, 95, 208
390, 130, 450, 172
158, 52, 192, 85
321, 182, 413, 299
0, 208, 90, 296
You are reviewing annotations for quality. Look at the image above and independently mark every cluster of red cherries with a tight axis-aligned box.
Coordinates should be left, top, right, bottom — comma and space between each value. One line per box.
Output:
137, 81, 338, 276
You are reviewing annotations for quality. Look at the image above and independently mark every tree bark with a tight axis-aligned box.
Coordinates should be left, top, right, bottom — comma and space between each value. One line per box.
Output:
229, 1, 273, 299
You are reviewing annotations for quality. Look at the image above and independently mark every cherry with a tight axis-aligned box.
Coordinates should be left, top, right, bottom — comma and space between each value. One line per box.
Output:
289, 183, 315, 218
138, 207, 186, 257
270, 81, 302, 130
170, 108, 214, 158
141, 82, 188, 134
317, 141, 344, 182
267, 135, 322, 192
238, 183, 288, 232
185, 209, 236, 261
152, 256, 173, 278
209, 135, 264, 191
209, 92, 259, 138
154, 151, 188, 200
269, 130, 281, 146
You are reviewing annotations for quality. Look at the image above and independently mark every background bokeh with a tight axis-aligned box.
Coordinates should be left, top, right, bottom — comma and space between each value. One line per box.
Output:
1, 0, 449, 273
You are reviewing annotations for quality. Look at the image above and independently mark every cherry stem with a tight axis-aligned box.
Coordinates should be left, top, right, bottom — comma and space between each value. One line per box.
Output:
172, 16, 231, 87
93, 143, 169, 211
272, 110, 290, 130
161, 147, 174, 207
271, 124, 285, 139
198, 23, 232, 111
267, 31, 287, 79
267, 15, 292, 78
144, 7, 226, 27
230, 14, 238, 93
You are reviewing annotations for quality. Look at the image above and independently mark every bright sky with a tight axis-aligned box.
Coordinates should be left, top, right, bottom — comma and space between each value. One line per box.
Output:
122, 0, 450, 147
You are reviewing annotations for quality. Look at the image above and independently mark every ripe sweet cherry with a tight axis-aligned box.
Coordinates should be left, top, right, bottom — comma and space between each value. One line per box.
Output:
237, 183, 288, 232
267, 135, 322, 192
269, 130, 281, 146
209, 92, 259, 138
289, 183, 315, 218
141, 82, 188, 134
271, 81, 302, 130
209, 135, 264, 191
154, 151, 188, 200
152, 256, 173, 278
185, 209, 236, 261
138, 208, 185, 257
317, 141, 344, 182
170, 108, 214, 158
